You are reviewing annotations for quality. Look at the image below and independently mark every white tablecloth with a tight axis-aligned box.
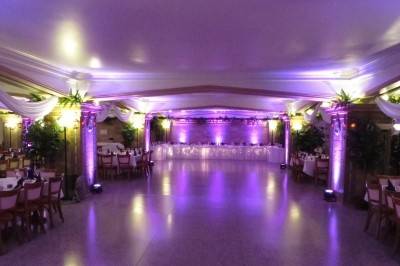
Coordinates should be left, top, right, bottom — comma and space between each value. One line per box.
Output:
98, 142, 125, 153
152, 144, 284, 163
0, 177, 20, 191
303, 159, 316, 176
111, 154, 141, 173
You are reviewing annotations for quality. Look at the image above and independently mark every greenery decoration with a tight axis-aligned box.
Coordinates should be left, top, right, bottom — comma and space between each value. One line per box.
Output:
333, 89, 357, 106
121, 123, 135, 148
29, 92, 45, 102
59, 90, 88, 107
26, 119, 62, 167
293, 124, 325, 154
388, 94, 400, 104
348, 119, 383, 173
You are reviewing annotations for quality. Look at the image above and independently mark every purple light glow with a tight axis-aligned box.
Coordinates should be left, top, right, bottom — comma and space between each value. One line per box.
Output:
328, 107, 348, 193
215, 136, 222, 145
179, 132, 187, 143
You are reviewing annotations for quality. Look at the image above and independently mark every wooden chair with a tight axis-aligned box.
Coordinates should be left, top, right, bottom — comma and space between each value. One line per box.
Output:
21, 158, 31, 168
314, 158, 329, 184
292, 157, 304, 182
99, 155, 117, 180
137, 152, 150, 177
15, 182, 45, 240
364, 181, 390, 239
391, 196, 400, 254
0, 190, 19, 254
40, 177, 63, 228
0, 161, 7, 178
8, 159, 20, 170
117, 154, 134, 179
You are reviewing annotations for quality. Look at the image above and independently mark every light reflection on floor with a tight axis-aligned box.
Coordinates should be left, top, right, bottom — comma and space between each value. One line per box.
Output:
0, 160, 398, 266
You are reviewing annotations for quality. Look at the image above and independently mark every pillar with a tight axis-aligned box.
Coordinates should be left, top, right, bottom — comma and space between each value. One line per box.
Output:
21, 117, 33, 151
283, 115, 291, 165
327, 106, 348, 193
81, 103, 101, 187
144, 114, 152, 152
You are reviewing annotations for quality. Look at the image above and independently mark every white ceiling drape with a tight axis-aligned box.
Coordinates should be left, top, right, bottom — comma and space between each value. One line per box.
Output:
0, 90, 58, 119
96, 104, 133, 123
376, 97, 400, 122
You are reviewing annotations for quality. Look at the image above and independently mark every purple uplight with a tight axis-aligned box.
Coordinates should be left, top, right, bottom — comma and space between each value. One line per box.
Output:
215, 136, 222, 145
179, 132, 187, 143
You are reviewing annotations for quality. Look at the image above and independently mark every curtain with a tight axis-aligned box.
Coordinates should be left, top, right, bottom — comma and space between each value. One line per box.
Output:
0, 90, 58, 119
376, 97, 400, 121
96, 104, 132, 123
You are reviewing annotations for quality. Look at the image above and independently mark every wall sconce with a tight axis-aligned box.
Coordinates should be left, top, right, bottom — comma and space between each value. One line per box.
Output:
131, 113, 145, 129
161, 119, 171, 130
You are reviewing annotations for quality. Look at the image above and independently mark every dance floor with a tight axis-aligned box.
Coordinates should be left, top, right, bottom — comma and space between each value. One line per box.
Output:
1, 160, 398, 266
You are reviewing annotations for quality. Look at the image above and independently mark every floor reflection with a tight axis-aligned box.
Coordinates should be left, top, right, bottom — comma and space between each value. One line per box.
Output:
1, 159, 398, 266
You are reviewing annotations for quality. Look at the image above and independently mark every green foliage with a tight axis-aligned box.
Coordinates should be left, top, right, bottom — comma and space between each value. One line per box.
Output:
333, 89, 356, 106
388, 94, 400, 104
29, 92, 45, 102
151, 117, 165, 142
121, 123, 135, 148
348, 119, 383, 172
391, 135, 400, 174
275, 120, 285, 145
26, 120, 62, 166
59, 90, 87, 107
293, 124, 325, 154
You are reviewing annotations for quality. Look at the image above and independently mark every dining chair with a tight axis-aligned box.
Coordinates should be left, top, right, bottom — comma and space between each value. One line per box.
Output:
15, 182, 45, 240
364, 181, 390, 239
391, 196, 400, 254
0, 160, 7, 178
117, 154, 133, 179
21, 158, 31, 168
0, 189, 19, 254
314, 158, 329, 184
41, 177, 63, 228
8, 159, 20, 170
99, 155, 117, 180
292, 156, 304, 182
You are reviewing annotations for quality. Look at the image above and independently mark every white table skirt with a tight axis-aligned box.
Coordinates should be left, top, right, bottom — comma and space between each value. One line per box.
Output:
98, 142, 125, 153
152, 144, 284, 163
0, 177, 20, 191
111, 154, 141, 173
303, 159, 316, 176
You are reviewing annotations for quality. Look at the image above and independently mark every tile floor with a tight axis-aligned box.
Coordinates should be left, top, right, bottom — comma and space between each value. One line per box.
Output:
0, 160, 398, 266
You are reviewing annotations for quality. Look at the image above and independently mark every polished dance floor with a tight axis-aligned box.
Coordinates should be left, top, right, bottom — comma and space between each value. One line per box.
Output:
1, 160, 398, 266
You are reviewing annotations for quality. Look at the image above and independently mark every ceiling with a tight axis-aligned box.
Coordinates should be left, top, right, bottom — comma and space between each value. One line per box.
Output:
1, 0, 400, 116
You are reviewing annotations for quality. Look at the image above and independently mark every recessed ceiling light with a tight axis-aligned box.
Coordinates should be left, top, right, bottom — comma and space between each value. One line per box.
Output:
89, 57, 102, 68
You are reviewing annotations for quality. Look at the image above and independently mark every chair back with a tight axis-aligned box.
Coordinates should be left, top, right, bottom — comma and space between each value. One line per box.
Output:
8, 158, 20, 170
40, 170, 57, 179
117, 154, 130, 165
22, 158, 31, 168
385, 191, 400, 209
366, 181, 382, 206
45, 177, 62, 199
100, 155, 113, 166
316, 159, 329, 169
0, 189, 19, 211
0, 160, 8, 171
24, 182, 42, 202
392, 196, 400, 220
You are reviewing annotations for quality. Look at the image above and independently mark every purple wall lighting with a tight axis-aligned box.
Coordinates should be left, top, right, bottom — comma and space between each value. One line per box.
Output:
328, 107, 348, 193
81, 103, 102, 186
170, 118, 269, 145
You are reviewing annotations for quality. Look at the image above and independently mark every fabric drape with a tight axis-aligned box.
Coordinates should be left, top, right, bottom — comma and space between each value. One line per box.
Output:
376, 97, 400, 121
0, 90, 58, 119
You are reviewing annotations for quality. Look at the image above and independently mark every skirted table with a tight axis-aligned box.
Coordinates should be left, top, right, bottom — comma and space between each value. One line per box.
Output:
152, 144, 284, 163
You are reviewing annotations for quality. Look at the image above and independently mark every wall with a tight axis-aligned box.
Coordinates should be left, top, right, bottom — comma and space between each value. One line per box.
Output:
170, 119, 269, 145
96, 118, 144, 147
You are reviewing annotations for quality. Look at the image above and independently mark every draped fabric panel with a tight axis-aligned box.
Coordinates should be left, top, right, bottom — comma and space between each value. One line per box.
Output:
303, 103, 330, 124
0, 90, 58, 119
376, 97, 400, 122
96, 104, 132, 123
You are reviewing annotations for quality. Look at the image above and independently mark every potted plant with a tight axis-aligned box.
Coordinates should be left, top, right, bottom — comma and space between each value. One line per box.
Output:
293, 124, 325, 154
26, 119, 62, 168
121, 123, 135, 148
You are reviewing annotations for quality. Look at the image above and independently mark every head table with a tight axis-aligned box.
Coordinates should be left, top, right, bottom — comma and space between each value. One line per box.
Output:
152, 144, 284, 163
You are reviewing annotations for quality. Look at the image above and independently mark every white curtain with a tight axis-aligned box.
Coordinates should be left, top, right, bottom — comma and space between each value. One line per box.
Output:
303, 103, 330, 124
96, 104, 132, 123
376, 97, 400, 121
0, 90, 58, 119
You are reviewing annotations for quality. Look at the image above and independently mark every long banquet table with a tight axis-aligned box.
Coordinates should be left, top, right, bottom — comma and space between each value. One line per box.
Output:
152, 144, 284, 163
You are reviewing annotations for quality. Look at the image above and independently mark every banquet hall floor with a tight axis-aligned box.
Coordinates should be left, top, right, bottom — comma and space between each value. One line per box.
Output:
1, 160, 399, 266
